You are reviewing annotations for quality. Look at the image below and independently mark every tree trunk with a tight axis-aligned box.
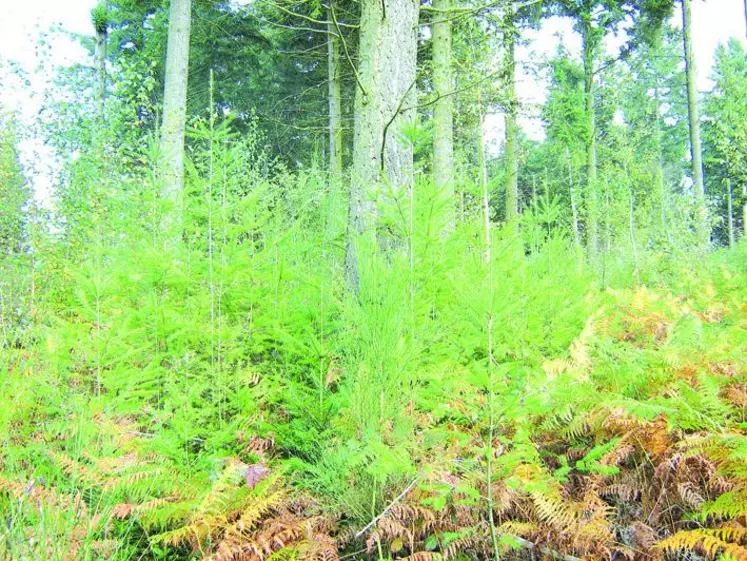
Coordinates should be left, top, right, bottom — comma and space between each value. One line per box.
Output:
93, 0, 108, 123
160, 0, 192, 228
503, 12, 519, 223
653, 87, 668, 238
477, 91, 490, 259
345, 0, 419, 292
566, 147, 581, 252
432, 0, 455, 226
682, 0, 708, 244
327, 6, 343, 179
582, 20, 598, 254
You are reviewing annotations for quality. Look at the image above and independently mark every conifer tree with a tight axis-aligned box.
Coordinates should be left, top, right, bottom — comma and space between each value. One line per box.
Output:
160, 0, 192, 228
346, 0, 419, 292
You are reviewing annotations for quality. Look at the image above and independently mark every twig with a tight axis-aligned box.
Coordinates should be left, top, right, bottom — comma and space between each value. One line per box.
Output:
380, 76, 418, 171
328, 4, 367, 98
354, 477, 419, 538
265, 0, 358, 29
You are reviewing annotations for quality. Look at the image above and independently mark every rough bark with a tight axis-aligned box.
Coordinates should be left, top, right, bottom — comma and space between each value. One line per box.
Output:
582, 20, 599, 254
682, 0, 708, 243
432, 0, 455, 225
160, 0, 192, 225
345, 0, 419, 292
503, 12, 519, 223
327, 6, 344, 179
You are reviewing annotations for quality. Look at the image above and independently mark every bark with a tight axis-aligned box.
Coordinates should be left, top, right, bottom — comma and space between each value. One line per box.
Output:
503, 12, 519, 223
582, 19, 599, 255
682, 0, 708, 244
327, 6, 344, 179
345, 0, 419, 292
432, 0, 455, 225
160, 0, 192, 226
93, 0, 108, 123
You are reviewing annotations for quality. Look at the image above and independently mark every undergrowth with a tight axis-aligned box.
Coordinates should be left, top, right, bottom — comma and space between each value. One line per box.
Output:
1, 126, 745, 561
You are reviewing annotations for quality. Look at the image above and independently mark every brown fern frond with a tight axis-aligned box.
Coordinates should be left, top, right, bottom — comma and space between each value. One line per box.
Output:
676, 482, 705, 509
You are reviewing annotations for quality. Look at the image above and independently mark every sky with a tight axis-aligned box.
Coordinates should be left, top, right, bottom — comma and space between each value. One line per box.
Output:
0, 0, 746, 201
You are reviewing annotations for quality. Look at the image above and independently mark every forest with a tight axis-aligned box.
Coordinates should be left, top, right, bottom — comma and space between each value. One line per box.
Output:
0, 0, 746, 559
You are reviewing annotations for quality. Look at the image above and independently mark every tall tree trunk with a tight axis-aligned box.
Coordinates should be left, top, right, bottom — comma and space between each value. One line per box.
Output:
345, 0, 419, 292
327, 6, 343, 179
682, 0, 708, 244
93, 0, 108, 123
503, 12, 519, 223
582, 20, 598, 254
432, 0, 455, 226
478, 92, 489, 253
653, 87, 668, 237
160, 0, 192, 228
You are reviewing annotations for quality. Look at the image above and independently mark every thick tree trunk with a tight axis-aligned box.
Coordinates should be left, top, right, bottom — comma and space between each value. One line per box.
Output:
345, 0, 419, 292
160, 0, 192, 226
503, 12, 519, 223
93, 0, 107, 122
432, 0, 455, 225
327, 7, 343, 179
682, 0, 708, 244
582, 21, 598, 255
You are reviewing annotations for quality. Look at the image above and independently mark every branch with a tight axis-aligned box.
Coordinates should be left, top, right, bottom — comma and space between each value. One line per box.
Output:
406, 68, 504, 113
265, 0, 358, 29
328, 4, 367, 98
380, 76, 418, 171
355, 477, 419, 538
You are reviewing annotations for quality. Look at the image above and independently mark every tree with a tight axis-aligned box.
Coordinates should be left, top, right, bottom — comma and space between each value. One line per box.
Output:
551, 0, 674, 253
704, 39, 747, 243
618, 26, 688, 241
503, 7, 520, 223
159, 0, 192, 228
0, 116, 28, 256
92, 0, 108, 122
327, 2, 344, 178
346, 0, 419, 291
432, 0, 455, 225
681, 0, 708, 244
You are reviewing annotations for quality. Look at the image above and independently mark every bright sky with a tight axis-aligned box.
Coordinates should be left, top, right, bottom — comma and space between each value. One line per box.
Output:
0, 0, 746, 200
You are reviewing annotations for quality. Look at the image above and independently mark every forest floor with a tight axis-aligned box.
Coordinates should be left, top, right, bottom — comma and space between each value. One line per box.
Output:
1, 240, 746, 561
